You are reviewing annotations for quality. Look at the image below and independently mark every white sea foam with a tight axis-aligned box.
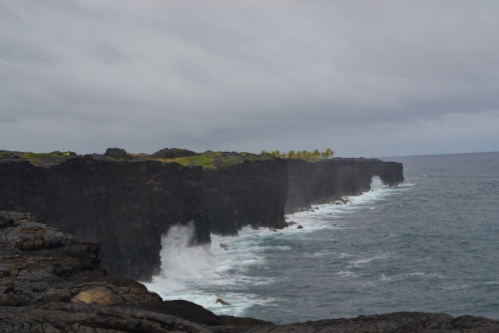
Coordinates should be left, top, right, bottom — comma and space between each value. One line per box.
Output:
348, 254, 390, 268
373, 272, 445, 285
337, 271, 357, 277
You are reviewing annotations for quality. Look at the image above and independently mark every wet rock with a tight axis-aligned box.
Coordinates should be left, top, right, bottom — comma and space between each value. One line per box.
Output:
216, 298, 231, 306
220, 243, 230, 250
297, 225, 304, 229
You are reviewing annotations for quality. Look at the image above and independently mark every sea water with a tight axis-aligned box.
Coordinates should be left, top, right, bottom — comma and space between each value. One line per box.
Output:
144, 152, 499, 324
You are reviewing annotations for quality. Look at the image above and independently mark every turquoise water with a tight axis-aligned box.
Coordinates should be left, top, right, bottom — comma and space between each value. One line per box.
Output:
145, 152, 499, 324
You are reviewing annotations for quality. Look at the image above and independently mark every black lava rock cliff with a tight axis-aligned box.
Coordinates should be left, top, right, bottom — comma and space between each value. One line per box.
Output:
0, 154, 208, 281
0, 149, 403, 281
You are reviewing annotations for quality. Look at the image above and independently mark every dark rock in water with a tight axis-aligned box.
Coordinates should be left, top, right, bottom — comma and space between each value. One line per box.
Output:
220, 243, 230, 250
151, 148, 199, 159
104, 147, 134, 160
297, 225, 304, 229
216, 298, 231, 306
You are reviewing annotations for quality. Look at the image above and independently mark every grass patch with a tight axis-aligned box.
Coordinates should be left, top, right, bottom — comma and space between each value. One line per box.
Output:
0, 151, 76, 165
149, 151, 273, 170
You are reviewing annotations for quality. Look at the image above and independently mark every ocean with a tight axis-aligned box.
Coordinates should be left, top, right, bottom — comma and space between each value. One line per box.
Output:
144, 151, 499, 324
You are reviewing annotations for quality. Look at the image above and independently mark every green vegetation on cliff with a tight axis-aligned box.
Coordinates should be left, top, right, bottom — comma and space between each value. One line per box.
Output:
0, 151, 77, 165
148, 151, 273, 170
0, 147, 336, 169
261, 148, 334, 160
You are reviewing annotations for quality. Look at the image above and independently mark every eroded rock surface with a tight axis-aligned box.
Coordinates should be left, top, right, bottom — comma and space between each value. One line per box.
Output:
0, 211, 161, 308
211, 312, 499, 333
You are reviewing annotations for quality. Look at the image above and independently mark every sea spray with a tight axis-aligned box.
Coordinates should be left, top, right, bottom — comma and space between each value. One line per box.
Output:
146, 222, 215, 292
143, 222, 276, 316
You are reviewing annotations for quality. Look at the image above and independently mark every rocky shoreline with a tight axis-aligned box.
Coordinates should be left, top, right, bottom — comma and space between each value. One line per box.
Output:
2, 210, 499, 332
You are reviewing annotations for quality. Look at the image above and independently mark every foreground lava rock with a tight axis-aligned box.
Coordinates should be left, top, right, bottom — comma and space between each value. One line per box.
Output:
1, 211, 499, 332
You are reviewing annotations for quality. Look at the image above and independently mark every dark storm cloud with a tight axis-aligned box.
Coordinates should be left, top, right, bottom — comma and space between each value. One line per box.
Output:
1, 0, 499, 157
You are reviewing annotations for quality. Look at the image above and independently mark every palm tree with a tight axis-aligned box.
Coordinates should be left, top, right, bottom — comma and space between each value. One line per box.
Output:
313, 149, 320, 159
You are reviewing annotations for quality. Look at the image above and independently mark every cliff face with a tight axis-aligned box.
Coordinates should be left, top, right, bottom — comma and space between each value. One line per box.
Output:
201, 157, 403, 235
285, 158, 404, 214
203, 158, 288, 236
0, 155, 209, 281
0, 151, 403, 281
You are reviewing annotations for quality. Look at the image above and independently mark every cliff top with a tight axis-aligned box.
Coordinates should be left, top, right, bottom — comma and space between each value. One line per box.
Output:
0, 148, 381, 169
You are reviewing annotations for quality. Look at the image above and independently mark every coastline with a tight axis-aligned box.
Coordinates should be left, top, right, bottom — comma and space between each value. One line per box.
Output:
1, 150, 499, 331
0, 148, 403, 281
1, 211, 499, 332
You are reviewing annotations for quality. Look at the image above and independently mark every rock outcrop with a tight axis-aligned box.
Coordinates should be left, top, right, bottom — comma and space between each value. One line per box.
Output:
0, 212, 218, 332
0, 211, 161, 307
150, 148, 199, 159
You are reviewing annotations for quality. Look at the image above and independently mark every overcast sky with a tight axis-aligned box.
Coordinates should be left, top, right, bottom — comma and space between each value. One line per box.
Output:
2, 0, 499, 158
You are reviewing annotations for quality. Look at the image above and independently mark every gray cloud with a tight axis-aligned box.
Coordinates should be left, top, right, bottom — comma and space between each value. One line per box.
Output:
1, 0, 499, 157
